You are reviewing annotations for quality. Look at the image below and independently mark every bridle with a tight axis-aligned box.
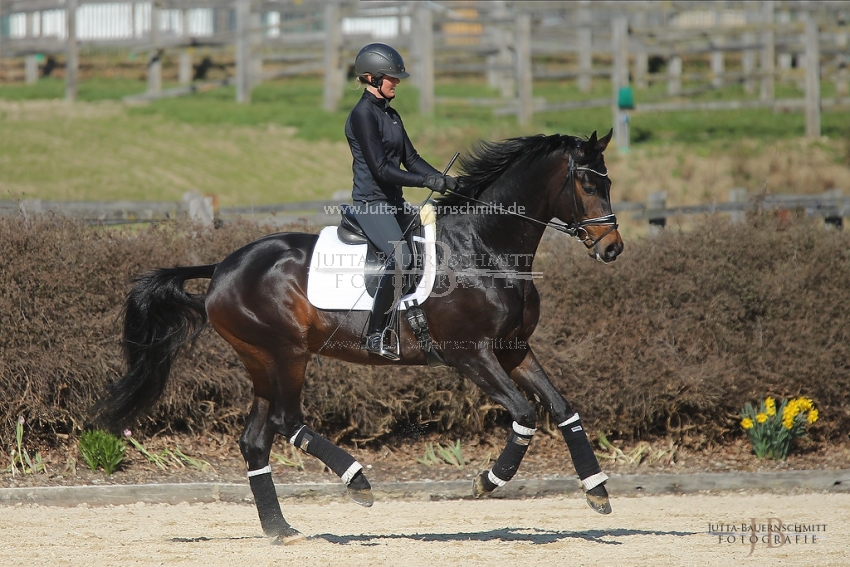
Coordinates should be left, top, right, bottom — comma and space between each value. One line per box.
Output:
560, 154, 619, 249
441, 152, 619, 249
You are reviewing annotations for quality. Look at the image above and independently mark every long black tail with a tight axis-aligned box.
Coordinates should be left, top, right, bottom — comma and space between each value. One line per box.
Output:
90, 264, 217, 432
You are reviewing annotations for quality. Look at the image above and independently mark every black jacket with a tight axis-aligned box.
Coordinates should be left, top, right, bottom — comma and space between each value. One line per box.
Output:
345, 90, 440, 205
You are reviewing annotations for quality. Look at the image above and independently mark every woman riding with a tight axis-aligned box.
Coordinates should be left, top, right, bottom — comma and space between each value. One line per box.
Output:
345, 42, 457, 359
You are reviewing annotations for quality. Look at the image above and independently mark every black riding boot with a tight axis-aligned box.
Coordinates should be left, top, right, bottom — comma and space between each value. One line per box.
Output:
364, 266, 401, 361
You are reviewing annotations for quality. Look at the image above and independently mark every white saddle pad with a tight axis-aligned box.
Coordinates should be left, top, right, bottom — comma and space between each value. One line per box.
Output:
306, 206, 438, 311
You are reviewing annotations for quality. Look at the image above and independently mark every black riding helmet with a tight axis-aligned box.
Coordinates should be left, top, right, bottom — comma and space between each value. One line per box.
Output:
354, 43, 410, 87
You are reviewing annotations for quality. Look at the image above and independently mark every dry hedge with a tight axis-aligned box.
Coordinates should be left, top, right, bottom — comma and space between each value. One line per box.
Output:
1, 214, 848, 449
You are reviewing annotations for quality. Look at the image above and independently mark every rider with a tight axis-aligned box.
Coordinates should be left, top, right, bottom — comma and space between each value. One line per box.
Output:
346, 42, 457, 360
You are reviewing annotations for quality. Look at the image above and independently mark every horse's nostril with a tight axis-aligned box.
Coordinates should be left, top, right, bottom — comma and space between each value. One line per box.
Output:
605, 243, 622, 261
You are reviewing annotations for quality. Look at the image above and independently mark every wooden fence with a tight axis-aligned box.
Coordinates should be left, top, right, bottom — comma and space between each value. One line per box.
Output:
1, 1, 849, 140
3, 189, 846, 230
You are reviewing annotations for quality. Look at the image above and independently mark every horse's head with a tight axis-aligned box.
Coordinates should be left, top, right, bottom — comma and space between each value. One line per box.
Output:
553, 129, 623, 263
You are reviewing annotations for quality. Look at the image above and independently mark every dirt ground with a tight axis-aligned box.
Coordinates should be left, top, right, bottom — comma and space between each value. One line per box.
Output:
0, 492, 846, 566
3, 433, 849, 566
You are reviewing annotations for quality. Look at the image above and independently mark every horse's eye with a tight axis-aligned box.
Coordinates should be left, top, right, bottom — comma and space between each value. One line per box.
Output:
581, 184, 597, 195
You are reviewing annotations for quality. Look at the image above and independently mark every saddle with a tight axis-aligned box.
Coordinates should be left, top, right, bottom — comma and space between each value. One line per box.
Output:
335, 204, 445, 367
336, 204, 424, 298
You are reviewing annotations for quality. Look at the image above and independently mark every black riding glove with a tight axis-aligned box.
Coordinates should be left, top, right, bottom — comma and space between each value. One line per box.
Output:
424, 175, 458, 194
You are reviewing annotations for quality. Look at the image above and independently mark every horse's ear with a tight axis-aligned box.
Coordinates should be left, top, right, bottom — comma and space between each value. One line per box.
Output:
579, 131, 598, 157
596, 128, 613, 152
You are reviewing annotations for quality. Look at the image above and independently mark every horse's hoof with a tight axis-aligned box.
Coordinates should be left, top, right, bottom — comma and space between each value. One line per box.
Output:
348, 486, 374, 507
472, 471, 497, 498
585, 483, 612, 515
272, 526, 305, 545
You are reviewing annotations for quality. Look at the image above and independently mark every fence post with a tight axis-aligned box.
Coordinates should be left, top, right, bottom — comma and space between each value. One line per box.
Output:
777, 10, 792, 71
147, 0, 162, 97
322, 0, 343, 112
612, 16, 629, 152
183, 191, 214, 227
19, 199, 43, 219
214, 5, 229, 39
179, 49, 192, 85
129, 1, 136, 39
413, 3, 434, 115
804, 12, 821, 138
178, 8, 192, 85
515, 13, 532, 126
235, 0, 251, 103
667, 55, 682, 96
485, 1, 513, 99
633, 6, 648, 89
728, 188, 749, 223
822, 189, 843, 230
25, 12, 38, 84
0, 0, 3, 84
835, 26, 848, 96
577, 1, 592, 93
760, 0, 775, 103
65, 0, 78, 101
647, 191, 667, 233
743, 7, 758, 95
711, 9, 724, 88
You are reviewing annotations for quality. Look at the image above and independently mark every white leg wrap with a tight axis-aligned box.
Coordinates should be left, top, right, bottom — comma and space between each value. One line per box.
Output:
247, 465, 272, 477
582, 471, 609, 491
289, 425, 307, 445
512, 421, 537, 437
340, 462, 363, 486
559, 413, 580, 428
487, 470, 507, 487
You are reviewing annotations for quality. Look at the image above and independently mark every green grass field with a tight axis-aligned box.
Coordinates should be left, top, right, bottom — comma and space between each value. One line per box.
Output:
1, 76, 848, 208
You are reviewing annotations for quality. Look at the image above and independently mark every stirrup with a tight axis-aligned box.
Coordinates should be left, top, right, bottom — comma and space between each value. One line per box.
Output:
364, 328, 400, 361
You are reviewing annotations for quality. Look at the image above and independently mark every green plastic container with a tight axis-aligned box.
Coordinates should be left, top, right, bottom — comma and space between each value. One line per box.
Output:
618, 86, 635, 110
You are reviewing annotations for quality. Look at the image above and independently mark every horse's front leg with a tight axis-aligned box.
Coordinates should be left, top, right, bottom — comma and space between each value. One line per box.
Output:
506, 348, 612, 514
455, 350, 540, 498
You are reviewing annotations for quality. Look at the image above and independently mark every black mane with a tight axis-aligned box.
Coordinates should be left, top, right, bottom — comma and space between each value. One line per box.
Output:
436, 133, 582, 211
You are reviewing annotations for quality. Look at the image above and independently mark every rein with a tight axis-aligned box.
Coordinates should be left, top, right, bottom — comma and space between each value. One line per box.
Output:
442, 154, 618, 248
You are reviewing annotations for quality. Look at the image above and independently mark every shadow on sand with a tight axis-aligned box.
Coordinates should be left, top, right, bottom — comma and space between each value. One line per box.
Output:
311, 527, 697, 546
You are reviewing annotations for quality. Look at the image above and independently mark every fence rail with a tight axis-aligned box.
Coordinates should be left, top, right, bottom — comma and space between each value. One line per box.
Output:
2, 1, 849, 138
3, 190, 846, 230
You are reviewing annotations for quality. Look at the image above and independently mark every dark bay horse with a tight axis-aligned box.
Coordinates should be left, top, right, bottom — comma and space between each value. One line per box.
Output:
92, 129, 623, 544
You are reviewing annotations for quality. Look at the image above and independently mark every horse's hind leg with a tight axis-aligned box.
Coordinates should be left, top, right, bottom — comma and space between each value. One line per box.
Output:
239, 394, 304, 544
506, 349, 611, 514
239, 350, 373, 545
263, 356, 374, 508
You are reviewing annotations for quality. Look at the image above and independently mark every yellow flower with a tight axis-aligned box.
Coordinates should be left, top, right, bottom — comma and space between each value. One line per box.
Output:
807, 409, 819, 424
741, 417, 754, 430
765, 397, 776, 416
783, 400, 800, 422
798, 397, 814, 411
756, 413, 768, 424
